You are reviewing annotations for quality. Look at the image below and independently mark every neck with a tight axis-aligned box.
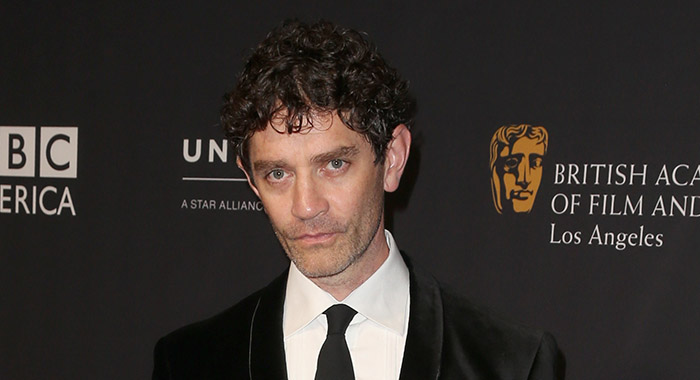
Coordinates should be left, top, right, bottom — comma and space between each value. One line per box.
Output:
310, 227, 389, 301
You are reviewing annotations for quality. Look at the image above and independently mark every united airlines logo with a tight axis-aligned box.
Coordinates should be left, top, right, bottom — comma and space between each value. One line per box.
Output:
179, 136, 262, 212
489, 124, 548, 214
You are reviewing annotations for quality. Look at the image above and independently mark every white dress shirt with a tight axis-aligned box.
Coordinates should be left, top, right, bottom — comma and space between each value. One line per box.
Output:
283, 230, 410, 380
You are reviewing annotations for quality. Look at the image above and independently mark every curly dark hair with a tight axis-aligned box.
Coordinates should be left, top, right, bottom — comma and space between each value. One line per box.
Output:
221, 19, 416, 172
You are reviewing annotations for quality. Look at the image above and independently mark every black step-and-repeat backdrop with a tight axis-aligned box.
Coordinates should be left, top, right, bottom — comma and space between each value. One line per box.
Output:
2, 2, 699, 379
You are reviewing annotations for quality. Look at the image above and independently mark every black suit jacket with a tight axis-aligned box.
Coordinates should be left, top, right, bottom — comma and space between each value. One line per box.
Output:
153, 258, 565, 379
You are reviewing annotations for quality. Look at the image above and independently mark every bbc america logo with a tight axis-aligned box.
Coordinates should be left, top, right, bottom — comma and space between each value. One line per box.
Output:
0, 126, 78, 178
1, 126, 78, 216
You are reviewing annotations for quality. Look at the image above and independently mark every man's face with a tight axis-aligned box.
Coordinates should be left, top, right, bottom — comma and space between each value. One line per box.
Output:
497, 137, 545, 213
245, 112, 386, 279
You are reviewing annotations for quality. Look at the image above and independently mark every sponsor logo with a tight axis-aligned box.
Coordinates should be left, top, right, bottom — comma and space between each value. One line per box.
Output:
1, 126, 78, 178
487, 124, 698, 250
0, 126, 78, 216
181, 138, 247, 182
489, 124, 548, 214
179, 136, 261, 212
549, 163, 700, 250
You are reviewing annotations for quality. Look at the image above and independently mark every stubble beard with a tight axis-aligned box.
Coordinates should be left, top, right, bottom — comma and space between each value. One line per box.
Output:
273, 204, 383, 279
271, 180, 385, 279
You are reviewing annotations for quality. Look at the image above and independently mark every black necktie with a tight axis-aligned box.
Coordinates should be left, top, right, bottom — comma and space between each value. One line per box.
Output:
315, 304, 357, 380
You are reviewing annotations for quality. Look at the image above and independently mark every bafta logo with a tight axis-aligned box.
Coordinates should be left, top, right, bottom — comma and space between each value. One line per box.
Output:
490, 125, 548, 214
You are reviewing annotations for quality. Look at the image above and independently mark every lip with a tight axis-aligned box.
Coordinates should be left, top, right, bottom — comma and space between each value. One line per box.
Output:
510, 190, 533, 200
294, 232, 338, 245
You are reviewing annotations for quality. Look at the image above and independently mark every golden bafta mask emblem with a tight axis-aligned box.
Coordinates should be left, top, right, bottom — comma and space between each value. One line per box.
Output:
490, 125, 548, 214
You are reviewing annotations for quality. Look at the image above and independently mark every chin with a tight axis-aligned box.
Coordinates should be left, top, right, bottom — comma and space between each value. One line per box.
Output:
512, 202, 534, 213
294, 257, 353, 278
288, 245, 357, 279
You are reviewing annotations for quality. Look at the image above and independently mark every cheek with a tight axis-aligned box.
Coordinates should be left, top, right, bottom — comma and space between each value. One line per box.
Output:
327, 185, 365, 217
503, 173, 516, 187
531, 169, 543, 184
328, 171, 382, 216
257, 193, 290, 224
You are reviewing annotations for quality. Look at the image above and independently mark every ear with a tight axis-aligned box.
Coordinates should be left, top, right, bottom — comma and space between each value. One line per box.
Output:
383, 124, 411, 192
237, 157, 261, 198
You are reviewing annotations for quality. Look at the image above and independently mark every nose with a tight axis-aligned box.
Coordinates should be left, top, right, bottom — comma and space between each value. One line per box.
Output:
516, 160, 530, 188
291, 173, 329, 220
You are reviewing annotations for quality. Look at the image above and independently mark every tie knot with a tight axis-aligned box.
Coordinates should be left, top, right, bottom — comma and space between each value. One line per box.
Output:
324, 304, 357, 335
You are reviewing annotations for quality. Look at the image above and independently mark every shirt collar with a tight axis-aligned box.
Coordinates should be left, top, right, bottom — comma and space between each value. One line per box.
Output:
283, 230, 410, 337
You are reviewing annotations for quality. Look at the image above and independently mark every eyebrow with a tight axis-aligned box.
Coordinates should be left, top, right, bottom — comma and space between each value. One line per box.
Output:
252, 159, 288, 175
251, 145, 360, 174
310, 145, 360, 164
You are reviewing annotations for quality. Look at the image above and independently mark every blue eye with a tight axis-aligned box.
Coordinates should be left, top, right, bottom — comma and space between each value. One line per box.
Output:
329, 159, 345, 169
269, 169, 286, 180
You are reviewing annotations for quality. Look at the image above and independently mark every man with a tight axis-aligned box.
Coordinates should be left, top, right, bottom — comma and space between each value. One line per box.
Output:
490, 125, 549, 214
153, 20, 565, 379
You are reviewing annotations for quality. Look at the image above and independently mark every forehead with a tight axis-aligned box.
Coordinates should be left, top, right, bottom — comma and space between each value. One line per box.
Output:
501, 137, 545, 157
248, 112, 370, 162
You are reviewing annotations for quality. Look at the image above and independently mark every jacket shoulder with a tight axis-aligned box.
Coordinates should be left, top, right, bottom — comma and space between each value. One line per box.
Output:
439, 287, 565, 379
152, 288, 265, 380
162, 288, 262, 347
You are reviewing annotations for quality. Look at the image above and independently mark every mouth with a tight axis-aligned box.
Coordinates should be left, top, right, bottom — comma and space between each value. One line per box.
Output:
292, 232, 339, 245
510, 190, 533, 200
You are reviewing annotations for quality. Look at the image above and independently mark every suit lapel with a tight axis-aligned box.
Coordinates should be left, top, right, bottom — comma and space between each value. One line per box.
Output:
246, 258, 445, 380
400, 256, 444, 380
249, 271, 289, 379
